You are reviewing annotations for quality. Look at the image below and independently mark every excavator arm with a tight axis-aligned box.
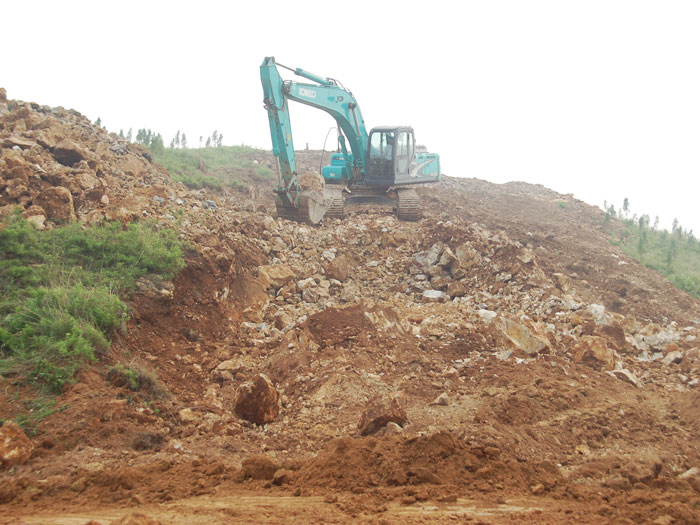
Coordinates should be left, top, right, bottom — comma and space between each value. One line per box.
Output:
260, 56, 370, 223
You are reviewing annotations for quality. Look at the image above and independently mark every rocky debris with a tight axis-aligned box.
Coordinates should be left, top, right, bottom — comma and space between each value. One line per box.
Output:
0, 90, 196, 230
0, 421, 34, 469
358, 392, 408, 436
233, 374, 280, 425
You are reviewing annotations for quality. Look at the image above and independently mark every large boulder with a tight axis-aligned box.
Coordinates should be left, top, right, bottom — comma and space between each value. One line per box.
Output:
35, 186, 75, 222
233, 374, 280, 425
53, 138, 89, 166
358, 392, 408, 436
455, 243, 482, 269
573, 336, 617, 371
0, 421, 34, 469
325, 254, 357, 282
258, 264, 295, 290
491, 317, 549, 355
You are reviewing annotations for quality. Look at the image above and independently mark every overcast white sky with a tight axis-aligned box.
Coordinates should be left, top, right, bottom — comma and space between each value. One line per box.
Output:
2, 1, 699, 233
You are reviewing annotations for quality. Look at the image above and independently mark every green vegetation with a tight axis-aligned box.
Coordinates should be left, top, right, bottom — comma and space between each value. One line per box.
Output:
605, 200, 700, 298
123, 126, 273, 190
152, 145, 272, 191
0, 214, 185, 394
13, 398, 69, 436
107, 362, 168, 399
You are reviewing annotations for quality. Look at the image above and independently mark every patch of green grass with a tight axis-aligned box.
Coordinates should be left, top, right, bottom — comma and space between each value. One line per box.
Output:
604, 202, 700, 299
153, 145, 270, 191
107, 362, 169, 399
14, 398, 69, 436
0, 213, 185, 394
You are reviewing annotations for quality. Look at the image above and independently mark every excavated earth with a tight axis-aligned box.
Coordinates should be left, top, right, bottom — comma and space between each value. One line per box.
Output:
1, 89, 700, 524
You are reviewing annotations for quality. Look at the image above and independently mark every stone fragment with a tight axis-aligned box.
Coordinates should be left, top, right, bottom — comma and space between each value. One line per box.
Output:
422, 290, 446, 302
662, 351, 683, 366
25, 214, 46, 230
273, 310, 292, 330
678, 467, 699, 480
233, 374, 280, 425
491, 317, 549, 355
606, 368, 640, 387
358, 392, 408, 436
447, 281, 468, 297
325, 254, 357, 282
297, 277, 315, 290
431, 393, 449, 406
4, 179, 28, 199
573, 336, 617, 371
74, 171, 100, 191
455, 243, 482, 269
35, 186, 75, 222
439, 246, 457, 268
53, 138, 88, 166
0, 421, 34, 468
302, 288, 320, 303
178, 408, 198, 424
258, 264, 295, 290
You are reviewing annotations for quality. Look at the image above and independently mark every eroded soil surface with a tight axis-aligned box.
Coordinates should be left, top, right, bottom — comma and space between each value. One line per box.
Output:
1, 92, 699, 524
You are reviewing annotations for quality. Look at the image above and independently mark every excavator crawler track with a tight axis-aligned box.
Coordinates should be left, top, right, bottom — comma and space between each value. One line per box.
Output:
395, 188, 422, 221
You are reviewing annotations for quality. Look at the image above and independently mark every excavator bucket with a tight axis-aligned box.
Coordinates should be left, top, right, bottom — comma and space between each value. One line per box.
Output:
274, 189, 328, 225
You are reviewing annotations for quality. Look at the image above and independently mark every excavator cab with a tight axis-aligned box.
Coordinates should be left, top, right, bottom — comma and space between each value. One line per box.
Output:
366, 126, 439, 186
366, 127, 402, 183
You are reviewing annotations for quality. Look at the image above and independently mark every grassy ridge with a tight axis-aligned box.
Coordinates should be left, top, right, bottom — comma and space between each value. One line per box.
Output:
0, 214, 185, 394
606, 207, 700, 299
154, 145, 273, 190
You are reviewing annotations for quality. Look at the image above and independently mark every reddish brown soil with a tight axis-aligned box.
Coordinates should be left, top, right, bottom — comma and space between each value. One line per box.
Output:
1, 97, 699, 523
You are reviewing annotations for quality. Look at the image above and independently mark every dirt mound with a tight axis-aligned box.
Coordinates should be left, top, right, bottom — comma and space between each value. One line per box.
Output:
294, 431, 560, 494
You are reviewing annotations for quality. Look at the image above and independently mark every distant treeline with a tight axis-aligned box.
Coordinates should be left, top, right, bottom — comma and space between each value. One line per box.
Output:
605, 198, 700, 298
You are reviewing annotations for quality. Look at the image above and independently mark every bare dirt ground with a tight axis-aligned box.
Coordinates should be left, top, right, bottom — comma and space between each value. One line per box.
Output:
1, 93, 699, 524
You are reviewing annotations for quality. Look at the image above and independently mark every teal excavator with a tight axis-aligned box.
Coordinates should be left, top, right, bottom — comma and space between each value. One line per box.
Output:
260, 57, 441, 224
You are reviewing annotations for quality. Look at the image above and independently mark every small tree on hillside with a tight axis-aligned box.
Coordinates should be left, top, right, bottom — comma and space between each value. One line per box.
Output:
181, 133, 187, 149
127, 128, 133, 142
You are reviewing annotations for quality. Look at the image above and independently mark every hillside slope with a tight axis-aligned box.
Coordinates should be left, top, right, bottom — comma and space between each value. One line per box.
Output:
1, 90, 699, 524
